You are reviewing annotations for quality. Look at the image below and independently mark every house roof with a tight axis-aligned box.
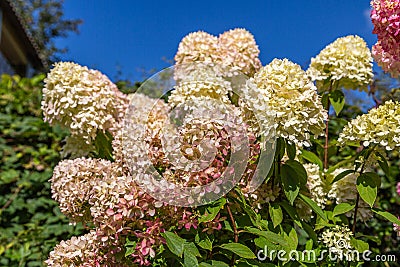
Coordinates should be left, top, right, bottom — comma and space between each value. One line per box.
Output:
0, 0, 47, 70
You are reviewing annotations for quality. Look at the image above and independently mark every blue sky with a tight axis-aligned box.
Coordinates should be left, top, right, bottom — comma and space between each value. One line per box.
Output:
56, 0, 375, 82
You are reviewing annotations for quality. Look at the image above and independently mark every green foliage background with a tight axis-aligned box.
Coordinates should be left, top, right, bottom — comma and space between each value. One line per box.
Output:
0, 75, 83, 267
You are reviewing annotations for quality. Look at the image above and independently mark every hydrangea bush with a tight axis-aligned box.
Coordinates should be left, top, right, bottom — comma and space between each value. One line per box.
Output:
42, 3, 400, 266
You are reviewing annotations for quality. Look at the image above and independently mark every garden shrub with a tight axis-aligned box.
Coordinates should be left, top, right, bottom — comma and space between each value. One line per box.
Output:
0, 74, 83, 267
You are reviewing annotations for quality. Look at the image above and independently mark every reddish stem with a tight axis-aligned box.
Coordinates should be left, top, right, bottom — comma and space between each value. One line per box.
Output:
226, 203, 238, 266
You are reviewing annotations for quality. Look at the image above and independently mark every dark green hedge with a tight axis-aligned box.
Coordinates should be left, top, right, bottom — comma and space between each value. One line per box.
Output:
0, 74, 83, 267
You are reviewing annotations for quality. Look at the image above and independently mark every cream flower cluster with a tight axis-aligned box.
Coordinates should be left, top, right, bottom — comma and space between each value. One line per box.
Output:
45, 231, 100, 267
242, 58, 327, 147
244, 181, 281, 210
174, 31, 219, 65
338, 100, 400, 151
168, 68, 232, 107
297, 165, 372, 222
218, 28, 262, 77
174, 28, 261, 77
305, 163, 328, 209
42, 62, 128, 146
329, 168, 373, 222
121, 93, 170, 179
371, 0, 400, 77
320, 225, 353, 255
45, 230, 128, 267
50, 157, 113, 222
307, 35, 373, 92
297, 164, 328, 220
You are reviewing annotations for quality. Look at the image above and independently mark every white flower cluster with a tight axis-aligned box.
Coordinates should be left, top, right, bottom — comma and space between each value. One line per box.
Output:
338, 100, 400, 151
88, 163, 137, 226
329, 168, 373, 222
122, 93, 170, 179
320, 225, 353, 255
218, 28, 262, 77
174, 28, 261, 77
305, 163, 327, 208
296, 164, 372, 222
50, 157, 113, 222
45, 231, 99, 267
297, 163, 327, 220
42, 62, 128, 150
241, 58, 327, 147
307, 35, 373, 92
168, 67, 232, 107
175, 31, 219, 65
243, 181, 281, 210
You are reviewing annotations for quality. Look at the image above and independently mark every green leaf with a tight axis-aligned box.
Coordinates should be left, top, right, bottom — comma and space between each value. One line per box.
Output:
276, 137, 286, 161
94, 130, 114, 161
236, 259, 276, 267
199, 262, 229, 267
244, 227, 289, 247
356, 172, 380, 208
300, 150, 323, 170
211, 261, 230, 267
356, 234, 381, 245
269, 203, 283, 228
375, 151, 390, 177
198, 198, 226, 223
279, 201, 302, 227
0, 169, 19, 184
350, 238, 369, 253
329, 90, 345, 115
321, 93, 330, 110
286, 141, 296, 160
196, 235, 212, 251
184, 249, 199, 267
371, 208, 400, 225
125, 245, 135, 257
301, 221, 318, 243
254, 237, 280, 251
285, 160, 308, 185
283, 226, 298, 252
161, 231, 185, 257
281, 163, 300, 205
220, 243, 256, 259
305, 239, 313, 251
333, 203, 355, 217
331, 169, 354, 184
298, 193, 327, 221
184, 242, 201, 257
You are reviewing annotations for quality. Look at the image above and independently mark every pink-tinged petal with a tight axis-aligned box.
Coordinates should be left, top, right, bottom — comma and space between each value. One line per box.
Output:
185, 222, 192, 230
149, 248, 156, 258
106, 209, 114, 216
141, 247, 150, 256
114, 213, 123, 221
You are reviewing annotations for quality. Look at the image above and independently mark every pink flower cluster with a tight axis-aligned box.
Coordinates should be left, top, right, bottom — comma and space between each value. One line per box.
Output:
371, 0, 400, 77
397, 182, 400, 196
131, 220, 165, 266
394, 217, 400, 236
